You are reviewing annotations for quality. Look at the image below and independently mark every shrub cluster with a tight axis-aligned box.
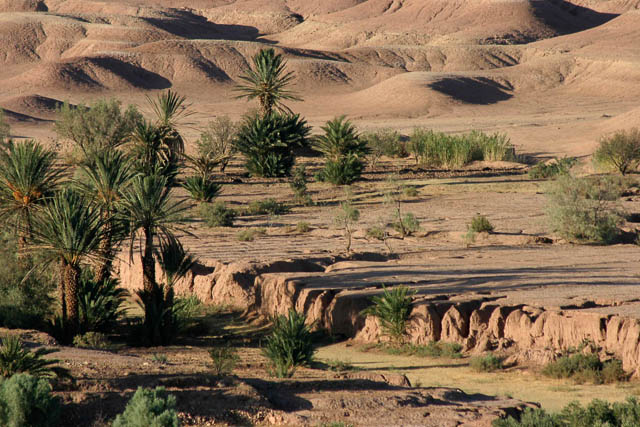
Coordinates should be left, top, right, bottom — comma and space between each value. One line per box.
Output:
469, 214, 494, 233
113, 387, 179, 427
470, 354, 504, 372
361, 286, 415, 345
362, 128, 407, 168
408, 129, 514, 169
380, 341, 463, 359
0, 374, 61, 427
262, 309, 315, 378
542, 353, 626, 384
243, 198, 289, 216
528, 157, 577, 179
199, 201, 237, 227
593, 128, 640, 175
315, 117, 369, 185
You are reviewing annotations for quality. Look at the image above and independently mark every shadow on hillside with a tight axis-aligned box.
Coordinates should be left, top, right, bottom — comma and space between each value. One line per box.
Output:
534, 0, 618, 34
429, 77, 513, 105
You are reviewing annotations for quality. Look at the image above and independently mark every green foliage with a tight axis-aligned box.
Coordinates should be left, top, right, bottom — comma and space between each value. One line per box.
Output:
199, 201, 236, 227
0, 374, 61, 427
0, 336, 69, 380
237, 227, 266, 242
408, 129, 514, 168
73, 332, 111, 350
469, 214, 494, 233
366, 225, 386, 240
151, 353, 168, 364
361, 286, 415, 345
392, 212, 420, 236
542, 353, 626, 384
296, 221, 311, 233
127, 120, 181, 182
78, 273, 128, 333
379, 341, 463, 359
334, 198, 360, 253
362, 128, 407, 168
196, 116, 238, 172
235, 48, 301, 117
54, 98, 142, 160
0, 108, 9, 144
493, 397, 640, 427
470, 354, 504, 372
112, 387, 179, 427
315, 117, 369, 185
323, 359, 360, 373
244, 198, 289, 216
403, 185, 418, 198
262, 309, 315, 378
528, 157, 577, 179
208, 345, 240, 376
182, 176, 221, 204
290, 165, 312, 206
234, 112, 310, 177
593, 128, 640, 175
545, 175, 624, 244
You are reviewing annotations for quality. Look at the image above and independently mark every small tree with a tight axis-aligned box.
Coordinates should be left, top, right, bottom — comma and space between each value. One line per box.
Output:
362, 128, 405, 168
196, 116, 238, 172
315, 116, 369, 185
289, 165, 312, 206
593, 128, 640, 175
385, 176, 419, 238
361, 285, 415, 345
334, 196, 360, 254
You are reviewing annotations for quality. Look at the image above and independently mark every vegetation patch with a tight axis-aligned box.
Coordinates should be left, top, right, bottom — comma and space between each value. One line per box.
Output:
470, 354, 504, 372
200, 201, 237, 227
528, 157, 577, 179
361, 286, 415, 345
542, 353, 626, 384
593, 128, 640, 175
262, 309, 315, 378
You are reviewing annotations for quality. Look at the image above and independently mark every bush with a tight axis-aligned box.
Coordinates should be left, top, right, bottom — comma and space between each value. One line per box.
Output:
234, 112, 310, 177
236, 227, 266, 242
199, 201, 236, 227
593, 128, 640, 175
196, 116, 238, 172
262, 309, 315, 378
408, 129, 514, 169
545, 175, 624, 244
289, 165, 312, 206
112, 387, 179, 427
334, 199, 360, 253
73, 332, 111, 350
315, 117, 369, 185
0, 336, 69, 380
362, 128, 406, 168
182, 176, 221, 203
295, 221, 311, 233
208, 345, 239, 376
381, 341, 463, 359
494, 397, 640, 427
0, 373, 61, 427
403, 185, 418, 198
78, 274, 128, 333
366, 226, 386, 240
244, 198, 289, 216
392, 212, 420, 236
470, 354, 504, 372
361, 286, 415, 345
542, 353, 626, 384
528, 157, 577, 179
469, 214, 494, 233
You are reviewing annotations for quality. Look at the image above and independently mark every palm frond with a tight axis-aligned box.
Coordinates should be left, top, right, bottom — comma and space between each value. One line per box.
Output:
157, 235, 197, 288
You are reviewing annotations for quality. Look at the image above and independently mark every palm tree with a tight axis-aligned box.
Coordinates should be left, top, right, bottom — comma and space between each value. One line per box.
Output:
28, 189, 105, 338
235, 48, 302, 117
147, 89, 192, 156
0, 140, 63, 256
75, 149, 136, 283
120, 174, 190, 298
314, 116, 368, 161
127, 120, 179, 181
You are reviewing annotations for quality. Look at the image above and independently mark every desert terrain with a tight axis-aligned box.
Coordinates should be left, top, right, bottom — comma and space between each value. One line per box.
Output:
2, 0, 640, 426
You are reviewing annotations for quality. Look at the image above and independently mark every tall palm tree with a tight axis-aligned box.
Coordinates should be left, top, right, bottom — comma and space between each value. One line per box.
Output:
75, 149, 136, 283
127, 120, 178, 181
235, 48, 302, 117
147, 89, 192, 156
120, 174, 189, 296
28, 189, 105, 338
0, 140, 63, 256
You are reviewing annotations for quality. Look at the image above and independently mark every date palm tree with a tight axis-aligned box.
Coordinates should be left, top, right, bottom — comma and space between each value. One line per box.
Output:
235, 48, 302, 117
127, 120, 179, 181
75, 148, 136, 283
0, 140, 63, 256
28, 189, 105, 339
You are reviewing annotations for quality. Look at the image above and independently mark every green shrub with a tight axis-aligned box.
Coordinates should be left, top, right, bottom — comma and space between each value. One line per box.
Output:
112, 387, 179, 427
0, 108, 9, 144
381, 341, 463, 359
172, 295, 204, 336
528, 157, 577, 179
545, 175, 624, 244
199, 201, 236, 227
78, 274, 128, 333
295, 221, 311, 233
361, 286, 415, 345
593, 128, 640, 175
234, 112, 310, 177
73, 332, 111, 350
403, 185, 418, 198
315, 117, 369, 185
408, 129, 514, 169
542, 353, 626, 384
470, 354, 504, 372
469, 214, 494, 233
0, 336, 69, 380
196, 116, 238, 172
362, 128, 406, 168
236, 227, 266, 242
493, 407, 562, 427
182, 176, 221, 203
0, 373, 61, 427
392, 213, 420, 237
244, 198, 289, 216
262, 309, 315, 378
151, 353, 168, 364
289, 165, 312, 206
208, 345, 240, 376
334, 199, 360, 253
366, 226, 386, 240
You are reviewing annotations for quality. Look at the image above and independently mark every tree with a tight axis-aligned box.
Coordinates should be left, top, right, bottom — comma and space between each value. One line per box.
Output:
235, 48, 302, 117
593, 128, 640, 175
120, 175, 190, 334
195, 116, 238, 173
54, 99, 142, 160
146, 89, 191, 157
315, 116, 369, 185
75, 149, 135, 283
0, 141, 63, 256
127, 120, 179, 182
28, 189, 105, 339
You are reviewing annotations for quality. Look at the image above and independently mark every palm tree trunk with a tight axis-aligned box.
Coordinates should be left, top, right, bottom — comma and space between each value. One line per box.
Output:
142, 227, 155, 293
59, 258, 67, 323
95, 219, 113, 284
63, 260, 80, 338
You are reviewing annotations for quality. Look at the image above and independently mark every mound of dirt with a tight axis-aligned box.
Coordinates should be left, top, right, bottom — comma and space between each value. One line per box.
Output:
1, 94, 65, 118
0, 0, 47, 12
